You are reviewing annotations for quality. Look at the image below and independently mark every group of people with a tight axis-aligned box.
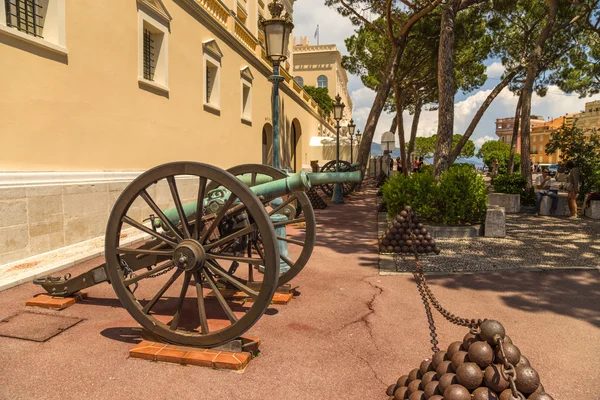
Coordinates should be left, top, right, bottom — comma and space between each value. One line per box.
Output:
392, 157, 426, 174
534, 161, 580, 218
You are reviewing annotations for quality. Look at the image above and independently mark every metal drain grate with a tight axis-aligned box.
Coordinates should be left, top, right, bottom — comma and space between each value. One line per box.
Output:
0, 311, 82, 342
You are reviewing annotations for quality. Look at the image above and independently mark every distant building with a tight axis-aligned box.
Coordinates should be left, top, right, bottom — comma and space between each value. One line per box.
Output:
573, 100, 600, 134
495, 115, 546, 150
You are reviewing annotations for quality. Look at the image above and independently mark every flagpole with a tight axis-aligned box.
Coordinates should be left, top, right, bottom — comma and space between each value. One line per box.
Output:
317, 24, 319, 45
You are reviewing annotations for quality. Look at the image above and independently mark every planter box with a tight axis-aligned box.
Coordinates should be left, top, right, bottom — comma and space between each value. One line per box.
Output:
484, 205, 505, 238
585, 200, 600, 219
488, 193, 520, 213
540, 192, 570, 216
424, 224, 483, 238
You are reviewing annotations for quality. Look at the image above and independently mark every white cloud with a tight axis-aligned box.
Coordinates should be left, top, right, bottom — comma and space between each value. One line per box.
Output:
486, 62, 505, 78
474, 135, 494, 147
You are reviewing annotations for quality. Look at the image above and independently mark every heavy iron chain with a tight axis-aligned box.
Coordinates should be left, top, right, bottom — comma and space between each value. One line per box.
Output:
498, 338, 526, 400
395, 210, 483, 355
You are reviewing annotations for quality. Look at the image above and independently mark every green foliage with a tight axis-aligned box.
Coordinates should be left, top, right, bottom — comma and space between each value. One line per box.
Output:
553, 32, 600, 97
303, 86, 334, 115
476, 140, 520, 174
382, 165, 487, 225
546, 123, 600, 195
411, 134, 475, 159
492, 173, 536, 206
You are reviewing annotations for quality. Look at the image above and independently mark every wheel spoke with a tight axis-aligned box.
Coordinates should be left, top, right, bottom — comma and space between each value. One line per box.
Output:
200, 194, 238, 243
272, 217, 305, 228
170, 272, 192, 331
268, 195, 297, 216
117, 247, 174, 256
253, 241, 265, 259
193, 271, 209, 334
206, 253, 264, 265
122, 216, 178, 247
251, 172, 257, 186
204, 223, 258, 251
280, 253, 295, 268
167, 176, 191, 239
202, 270, 237, 323
142, 269, 183, 314
123, 261, 173, 286
277, 236, 304, 246
140, 189, 184, 241
205, 261, 258, 298
193, 177, 207, 240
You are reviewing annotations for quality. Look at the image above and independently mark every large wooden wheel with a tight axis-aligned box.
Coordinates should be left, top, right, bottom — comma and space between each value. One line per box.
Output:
225, 164, 317, 286
319, 160, 358, 197
105, 162, 279, 347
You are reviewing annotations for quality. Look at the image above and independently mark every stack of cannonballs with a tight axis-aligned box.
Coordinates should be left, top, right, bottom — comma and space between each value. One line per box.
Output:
386, 320, 553, 400
380, 206, 440, 255
307, 187, 327, 210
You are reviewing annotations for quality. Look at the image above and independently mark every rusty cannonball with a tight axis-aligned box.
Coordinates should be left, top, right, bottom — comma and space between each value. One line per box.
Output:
387, 246, 395, 252
403, 234, 410, 240
402, 222, 410, 229
480, 320, 506, 345
431, 351, 448, 369
456, 362, 483, 390
391, 240, 398, 246
425, 233, 432, 240
423, 380, 441, 398
394, 233, 402, 240
400, 210, 408, 217
408, 368, 422, 381
396, 375, 410, 387
472, 387, 499, 400
462, 332, 480, 351
421, 371, 437, 388
499, 389, 520, 400
434, 247, 441, 254
417, 234, 424, 240
447, 341, 464, 359
407, 379, 423, 394
390, 227, 398, 234
420, 359, 434, 375
450, 351, 469, 371
393, 386, 409, 400
428, 396, 443, 400
405, 205, 412, 212
515, 365, 540, 394
408, 391, 425, 400
527, 393, 554, 400
406, 239, 413, 246
437, 373, 458, 395
516, 355, 530, 369
394, 246, 402, 253
417, 246, 425, 253
503, 335, 512, 345
386, 384, 398, 396
468, 341, 494, 369
443, 384, 470, 400
382, 238, 390, 246
534, 383, 545, 393
402, 246, 410, 253
425, 246, 433, 253
484, 364, 510, 393
495, 343, 521, 365
396, 215, 405, 222
436, 360, 454, 376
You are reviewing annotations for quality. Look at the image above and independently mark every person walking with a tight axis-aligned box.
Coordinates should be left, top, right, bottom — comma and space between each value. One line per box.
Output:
565, 160, 580, 218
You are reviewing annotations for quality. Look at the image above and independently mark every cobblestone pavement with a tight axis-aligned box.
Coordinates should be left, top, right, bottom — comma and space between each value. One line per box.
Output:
389, 214, 600, 273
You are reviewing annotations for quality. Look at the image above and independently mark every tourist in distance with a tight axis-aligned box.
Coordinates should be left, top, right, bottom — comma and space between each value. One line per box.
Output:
565, 160, 580, 219
534, 168, 558, 217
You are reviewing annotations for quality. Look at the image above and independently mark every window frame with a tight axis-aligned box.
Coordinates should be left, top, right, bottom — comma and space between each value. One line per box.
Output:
295, 76, 304, 87
138, 8, 169, 93
203, 52, 221, 112
241, 78, 252, 124
0, 0, 67, 55
317, 75, 328, 89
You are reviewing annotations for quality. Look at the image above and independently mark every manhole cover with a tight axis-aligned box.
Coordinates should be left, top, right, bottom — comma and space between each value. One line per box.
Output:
0, 311, 83, 342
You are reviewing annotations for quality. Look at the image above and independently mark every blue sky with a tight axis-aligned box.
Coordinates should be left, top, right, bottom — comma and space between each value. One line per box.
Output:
293, 1, 600, 149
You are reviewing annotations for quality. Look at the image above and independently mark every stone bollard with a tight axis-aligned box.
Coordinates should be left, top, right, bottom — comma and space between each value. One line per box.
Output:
540, 192, 570, 216
484, 205, 506, 237
585, 200, 600, 219
488, 193, 520, 213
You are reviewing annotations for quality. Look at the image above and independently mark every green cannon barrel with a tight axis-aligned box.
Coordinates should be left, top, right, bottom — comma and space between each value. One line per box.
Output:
306, 171, 362, 186
235, 173, 275, 186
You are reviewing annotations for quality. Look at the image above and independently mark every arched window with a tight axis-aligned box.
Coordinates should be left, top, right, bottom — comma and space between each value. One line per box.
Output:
317, 75, 328, 88
294, 76, 304, 87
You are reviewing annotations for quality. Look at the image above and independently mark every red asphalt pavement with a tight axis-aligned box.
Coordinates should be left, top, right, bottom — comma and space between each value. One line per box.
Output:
0, 184, 598, 400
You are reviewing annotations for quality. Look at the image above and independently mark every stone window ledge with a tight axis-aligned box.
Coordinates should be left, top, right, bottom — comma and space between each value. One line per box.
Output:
0, 24, 68, 55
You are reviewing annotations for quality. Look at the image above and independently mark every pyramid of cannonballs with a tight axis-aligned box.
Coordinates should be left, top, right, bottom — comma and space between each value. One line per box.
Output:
307, 187, 327, 210
380, 206, 440, 255
386, 320, 553, 400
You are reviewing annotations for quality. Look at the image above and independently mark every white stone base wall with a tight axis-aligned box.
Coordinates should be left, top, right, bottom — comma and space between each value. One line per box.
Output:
0, 172, 198, 265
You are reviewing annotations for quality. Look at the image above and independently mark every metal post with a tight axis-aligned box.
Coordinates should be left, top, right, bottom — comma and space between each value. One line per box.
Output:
269, 63, 284, 169
331, 120, 344, 204
350, 135, 354, 163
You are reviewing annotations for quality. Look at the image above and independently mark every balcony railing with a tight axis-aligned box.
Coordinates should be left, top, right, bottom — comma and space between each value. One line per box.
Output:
234, 18, 258, 51
197, 0, 229, 27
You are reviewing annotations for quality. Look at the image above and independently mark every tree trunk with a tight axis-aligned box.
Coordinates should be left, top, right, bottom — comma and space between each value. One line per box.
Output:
449, 69, 519, 164
389, 113, 398, 134
393, 84, 407, 176
433, 0, 460, 176
507, 92, 523, 174
357, 43, 404, 174
406, 97, 423, 174
520, 0, 558, 189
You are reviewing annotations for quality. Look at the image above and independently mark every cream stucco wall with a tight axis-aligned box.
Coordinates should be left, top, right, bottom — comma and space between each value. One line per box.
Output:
0, 0, 333, 173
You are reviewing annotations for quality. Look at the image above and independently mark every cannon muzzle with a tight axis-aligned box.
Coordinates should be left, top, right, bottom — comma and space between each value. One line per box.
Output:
307, 171, 362, 186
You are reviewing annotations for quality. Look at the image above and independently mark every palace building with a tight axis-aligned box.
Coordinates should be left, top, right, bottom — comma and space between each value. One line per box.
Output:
0, 0, 353, 264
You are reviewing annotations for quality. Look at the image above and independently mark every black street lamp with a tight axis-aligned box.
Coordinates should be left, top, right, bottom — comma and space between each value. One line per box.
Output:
348, 119, 356, 163
259, 0, 294, 170
332, 94, 345, 204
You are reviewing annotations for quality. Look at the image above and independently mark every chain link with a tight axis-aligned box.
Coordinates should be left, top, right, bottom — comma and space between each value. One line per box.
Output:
498, 338, 526, 400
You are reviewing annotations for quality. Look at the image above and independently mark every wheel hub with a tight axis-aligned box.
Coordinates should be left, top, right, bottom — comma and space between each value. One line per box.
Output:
173, 240, 206, 272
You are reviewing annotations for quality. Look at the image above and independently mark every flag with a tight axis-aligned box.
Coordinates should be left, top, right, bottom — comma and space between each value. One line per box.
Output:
314, 25, 319, 39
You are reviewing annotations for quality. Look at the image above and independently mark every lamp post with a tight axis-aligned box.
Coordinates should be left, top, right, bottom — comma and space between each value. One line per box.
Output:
348, 119, 356, 163
259, 0, 294, 170
332, 94, 345, 204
